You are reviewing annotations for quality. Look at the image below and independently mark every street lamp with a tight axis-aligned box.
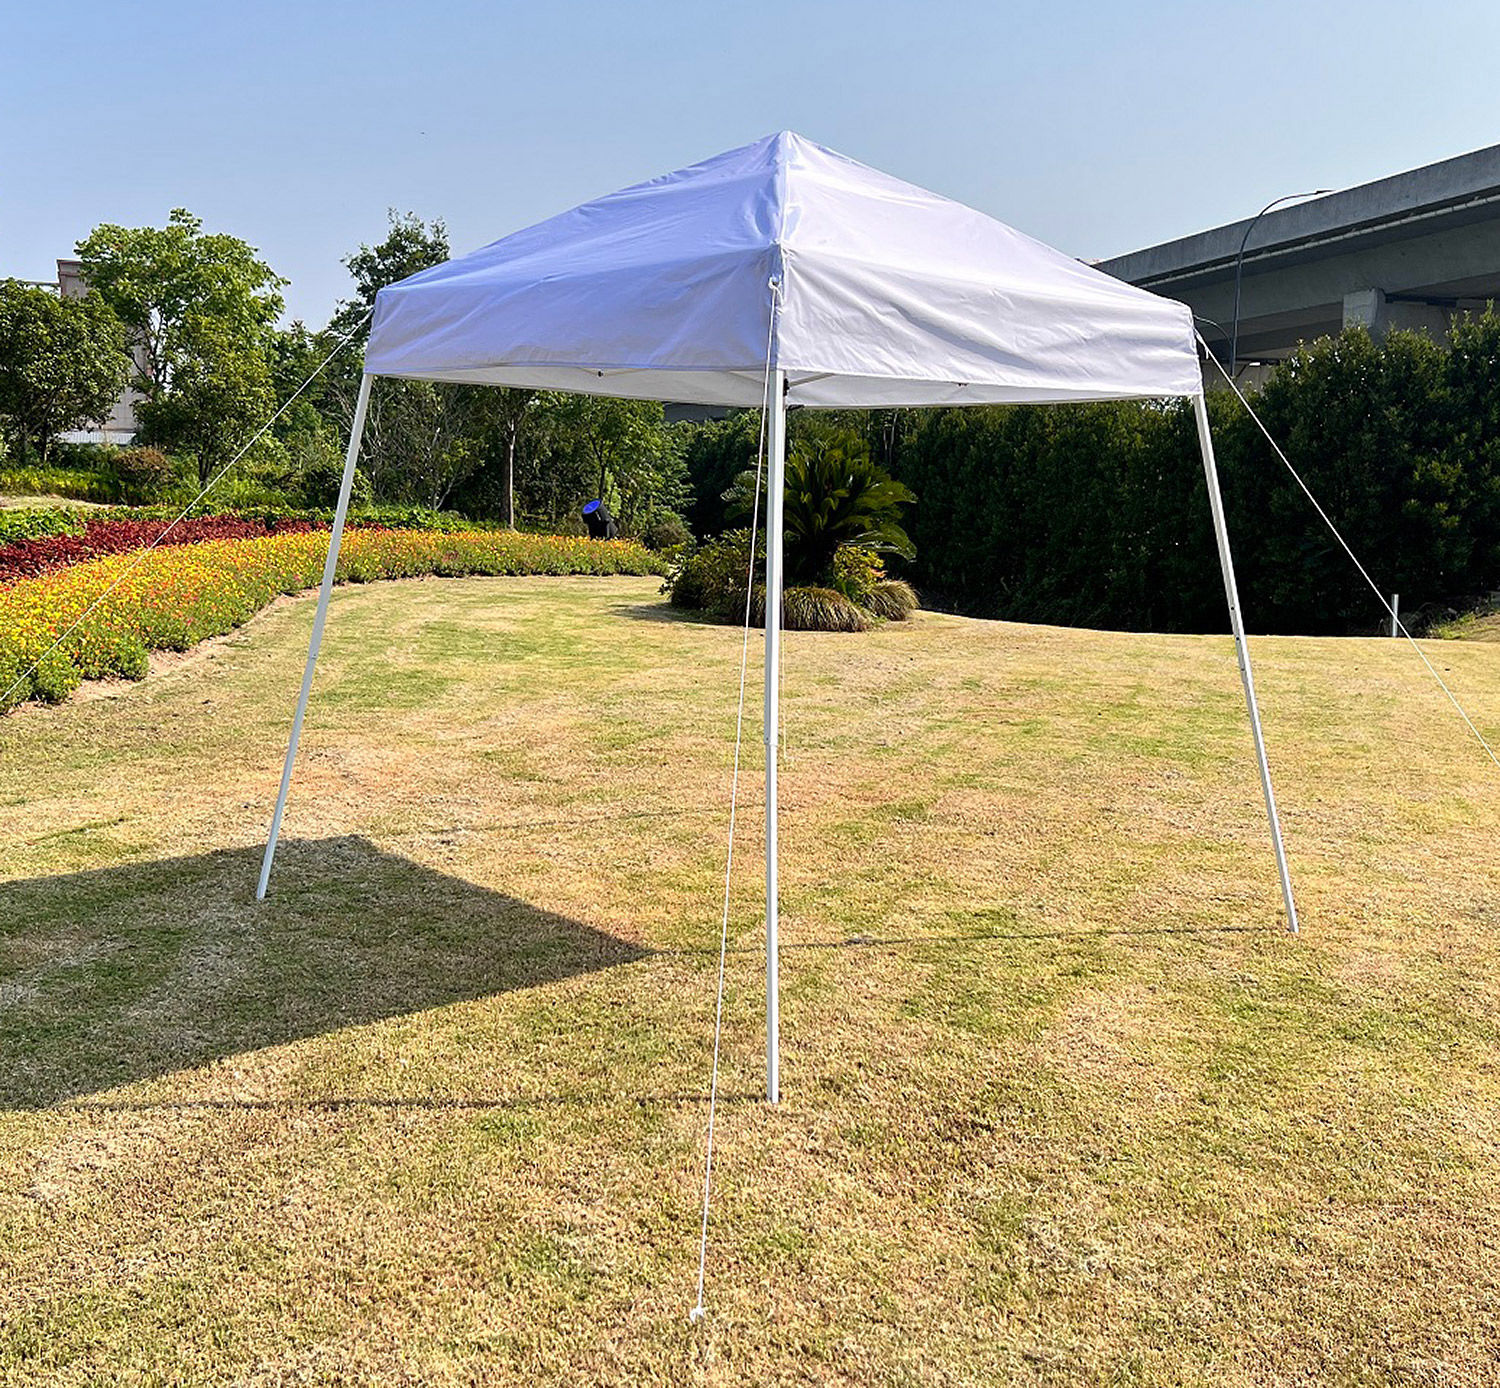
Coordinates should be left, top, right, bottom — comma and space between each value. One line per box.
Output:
1228, 189, 1332, 378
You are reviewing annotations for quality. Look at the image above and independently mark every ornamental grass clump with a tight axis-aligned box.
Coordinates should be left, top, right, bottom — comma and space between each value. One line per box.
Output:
0, 529, 662, 711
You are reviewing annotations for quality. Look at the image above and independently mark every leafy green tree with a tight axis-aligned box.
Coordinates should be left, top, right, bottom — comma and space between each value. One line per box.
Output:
1442, 308, 1500, 593
328, 210, 450, 340
321, 212, 486, 508
76, 209, 285, 484
682, 410, 761, 537
76, 209, 284, 403
0, 279, 130, 462
532, 394, 689, 535
454, 388, 539, 527
134, 314, 277, 486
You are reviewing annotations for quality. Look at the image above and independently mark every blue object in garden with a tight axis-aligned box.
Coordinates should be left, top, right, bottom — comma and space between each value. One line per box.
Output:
582, 499, 617, 539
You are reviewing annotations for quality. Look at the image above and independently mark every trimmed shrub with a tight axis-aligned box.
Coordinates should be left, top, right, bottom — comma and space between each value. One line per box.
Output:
110, 447, 175, 504
300, 454, 373, 510
641, 514, 691, 552
0, 514, 319, 583
0, 464, 119, 504
668, 529, 758, 621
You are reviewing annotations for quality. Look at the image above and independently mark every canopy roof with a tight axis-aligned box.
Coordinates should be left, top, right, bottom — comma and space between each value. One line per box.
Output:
366, 131, 1201, 408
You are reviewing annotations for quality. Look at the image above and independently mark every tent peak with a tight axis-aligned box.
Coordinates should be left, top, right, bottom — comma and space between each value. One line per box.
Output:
366, 132, 1201, 407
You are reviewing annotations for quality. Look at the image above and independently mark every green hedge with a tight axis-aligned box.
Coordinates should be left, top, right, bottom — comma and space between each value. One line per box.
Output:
885, 314, 1500, 635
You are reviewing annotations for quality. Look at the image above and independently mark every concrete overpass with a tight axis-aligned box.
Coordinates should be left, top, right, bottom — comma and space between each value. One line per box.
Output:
1097, 144, 1500, 384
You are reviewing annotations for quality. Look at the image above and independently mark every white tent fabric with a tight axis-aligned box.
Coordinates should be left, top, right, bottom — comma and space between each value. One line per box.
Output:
261, 133, 1299, 1105
364, 131, 1200, 407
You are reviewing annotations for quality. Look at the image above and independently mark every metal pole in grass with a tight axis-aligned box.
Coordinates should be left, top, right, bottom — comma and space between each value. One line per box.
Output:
257, 372, 374, 900
1191, 390, 1299, 934
763, 369, 787, 1104
1391, 594, 1400, 638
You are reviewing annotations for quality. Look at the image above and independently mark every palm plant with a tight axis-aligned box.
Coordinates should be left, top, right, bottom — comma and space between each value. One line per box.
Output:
725, 428, 916, 585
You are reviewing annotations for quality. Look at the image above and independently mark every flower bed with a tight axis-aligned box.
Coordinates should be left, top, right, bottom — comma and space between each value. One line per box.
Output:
0, 529, 663, 711
0, 514, 321, 583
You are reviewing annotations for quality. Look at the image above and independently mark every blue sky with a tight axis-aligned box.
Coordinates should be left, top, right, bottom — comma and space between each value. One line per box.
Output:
6, 0, 1498, 326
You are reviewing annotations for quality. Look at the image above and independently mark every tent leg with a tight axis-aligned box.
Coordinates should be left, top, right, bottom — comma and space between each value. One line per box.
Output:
1192, 392, 1299, 934
256, 373, 374, 901
764, 370, 787, 1102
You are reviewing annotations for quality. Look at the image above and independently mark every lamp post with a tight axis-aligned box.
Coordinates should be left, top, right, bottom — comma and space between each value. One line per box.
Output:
1228, 189, 1332, 378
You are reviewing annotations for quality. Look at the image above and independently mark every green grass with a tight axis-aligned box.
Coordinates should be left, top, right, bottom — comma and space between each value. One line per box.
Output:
2, 576, 1499, 1384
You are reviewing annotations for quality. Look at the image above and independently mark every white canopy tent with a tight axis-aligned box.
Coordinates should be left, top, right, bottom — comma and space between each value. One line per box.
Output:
257, 132, 1297, 1100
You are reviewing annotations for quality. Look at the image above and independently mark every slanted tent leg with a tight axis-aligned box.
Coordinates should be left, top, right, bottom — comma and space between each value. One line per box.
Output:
763, 370, 787, 1103
256, 372, 375, 901
1192, 391, 1300, 933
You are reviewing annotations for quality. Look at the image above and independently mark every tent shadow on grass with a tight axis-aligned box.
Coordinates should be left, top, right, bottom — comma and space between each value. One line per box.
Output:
0, 835, 648, 1111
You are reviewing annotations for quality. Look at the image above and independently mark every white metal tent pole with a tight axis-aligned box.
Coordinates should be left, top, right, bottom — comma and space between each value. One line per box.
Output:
763, 370, 787, 1103
1191, 391, 1299, 934
256, 372, 375, 901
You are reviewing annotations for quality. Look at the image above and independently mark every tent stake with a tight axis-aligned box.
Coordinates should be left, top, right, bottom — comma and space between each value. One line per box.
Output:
1192, 391, 1299, 934
764, 370, 787, 1102
257, 372, 374, 901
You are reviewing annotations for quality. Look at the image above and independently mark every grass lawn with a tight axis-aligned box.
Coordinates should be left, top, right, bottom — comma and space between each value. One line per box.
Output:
2, 574, 1498, 1385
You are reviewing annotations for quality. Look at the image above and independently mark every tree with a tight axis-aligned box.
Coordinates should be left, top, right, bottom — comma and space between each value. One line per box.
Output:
535, 394, 689, 535
328, 210, 449, 340
0, 280, 130, 463
76, 209, 284, 403
134, 315, 276, 486
458, 388, 538, 527
322, 212, 483, 508
77, 209, 285, 484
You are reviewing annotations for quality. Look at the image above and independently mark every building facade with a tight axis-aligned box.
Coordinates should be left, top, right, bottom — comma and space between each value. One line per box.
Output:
54, 258, 144, 445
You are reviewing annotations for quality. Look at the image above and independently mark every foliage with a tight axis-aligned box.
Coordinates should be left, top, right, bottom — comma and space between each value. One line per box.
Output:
863, 578, 920, 620
682, 410, 762, 537
728, 426, 916, 585
298, 452, 373, 510
640, 513, 691, 552
667, 528, 759, 621
0, 530, 664, 710
75, 209, 284, 402
328, 210, 450, 340
319, 212, 486, 510
134, 313, 277, 487
532, 394, 689, 536
109, 447, 175, 505
0, 280, 131, 463
0, 513, 318, 583
0, 463, 124, 504
668, 527, 918, 630
881, 313, 1500, 635
766, 585, 872, 632
77, 210, 286, 488
0, 507, 87, 546
0, 503, 504, 583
